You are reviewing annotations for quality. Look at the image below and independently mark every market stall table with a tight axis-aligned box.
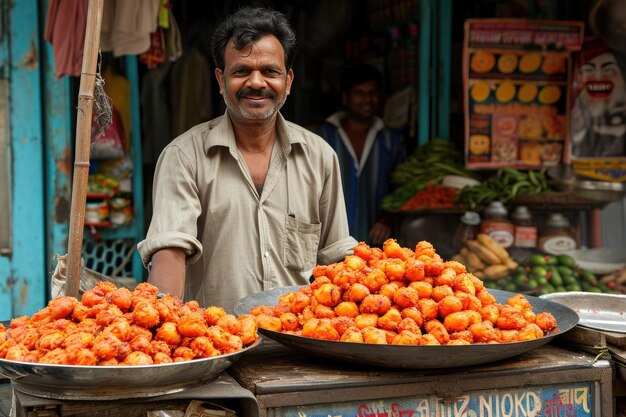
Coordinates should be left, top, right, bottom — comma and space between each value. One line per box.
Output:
229, 339, 612, 417
3, 373, 259, 417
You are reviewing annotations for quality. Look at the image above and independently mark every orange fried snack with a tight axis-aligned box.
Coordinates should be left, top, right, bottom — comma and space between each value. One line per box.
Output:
250, 239, 559, 345
0, 282, 259, 366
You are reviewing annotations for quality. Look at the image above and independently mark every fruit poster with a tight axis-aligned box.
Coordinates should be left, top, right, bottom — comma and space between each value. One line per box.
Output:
463, 19, 584, 169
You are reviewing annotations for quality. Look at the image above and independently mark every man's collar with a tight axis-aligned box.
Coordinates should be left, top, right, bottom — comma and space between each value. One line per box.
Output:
203, 110, 305, 156
325, 111, 385, 132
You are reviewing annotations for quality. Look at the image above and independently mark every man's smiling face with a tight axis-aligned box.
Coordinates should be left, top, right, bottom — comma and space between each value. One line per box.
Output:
215, 35, 294, 124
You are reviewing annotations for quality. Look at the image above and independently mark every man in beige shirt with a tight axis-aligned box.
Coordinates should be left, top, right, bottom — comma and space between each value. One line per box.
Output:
138, 7, 356, 313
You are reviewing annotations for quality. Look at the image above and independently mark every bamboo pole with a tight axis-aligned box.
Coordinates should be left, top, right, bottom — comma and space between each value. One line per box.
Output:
65, 0, 105, 298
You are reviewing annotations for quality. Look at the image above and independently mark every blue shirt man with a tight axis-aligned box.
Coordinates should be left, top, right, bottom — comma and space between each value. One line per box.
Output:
318, 63, 406, 245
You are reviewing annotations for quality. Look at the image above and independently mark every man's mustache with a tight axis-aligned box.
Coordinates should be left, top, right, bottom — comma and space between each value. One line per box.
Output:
237, 88, 276, 99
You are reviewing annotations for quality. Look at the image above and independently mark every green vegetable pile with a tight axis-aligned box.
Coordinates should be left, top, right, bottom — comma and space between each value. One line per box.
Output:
382, 139, 477, 210
483, 253, 616, 295
455, 167, 550, 210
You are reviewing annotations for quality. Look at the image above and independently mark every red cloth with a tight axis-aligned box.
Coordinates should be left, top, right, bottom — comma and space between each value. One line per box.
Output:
577, 37, 611, 66
44, 0, 89, 78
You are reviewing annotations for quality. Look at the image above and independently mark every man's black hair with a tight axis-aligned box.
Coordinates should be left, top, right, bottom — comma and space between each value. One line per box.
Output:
339, 63, 383, 94
211, 7, 297, 71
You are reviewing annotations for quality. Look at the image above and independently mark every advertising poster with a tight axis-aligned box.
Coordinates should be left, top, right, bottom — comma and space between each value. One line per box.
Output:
570, 36, 626, 182
282, 382, 593, 417
463, 19, 584, 169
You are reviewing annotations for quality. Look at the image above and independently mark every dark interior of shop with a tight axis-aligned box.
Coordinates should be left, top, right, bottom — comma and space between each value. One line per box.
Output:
148, 0, 601, 257
67, 0, 624, 276
4, 2, 626, 413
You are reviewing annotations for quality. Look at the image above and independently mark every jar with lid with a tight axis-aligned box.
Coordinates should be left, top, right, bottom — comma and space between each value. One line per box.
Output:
454, 211, 481, 251
511, 206, 537, 248
85, 199, 109, 224
538, 213, 577, 255
480, 201, 515, 248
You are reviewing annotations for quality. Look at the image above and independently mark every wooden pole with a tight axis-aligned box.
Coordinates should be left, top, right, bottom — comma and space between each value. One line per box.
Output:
65, 0, 105, 297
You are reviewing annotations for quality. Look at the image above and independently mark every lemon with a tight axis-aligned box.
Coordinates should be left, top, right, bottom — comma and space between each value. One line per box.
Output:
519, 53, 541, 73
497, 54, 518, 74
518, 83, 538, 103
495, 81, 516, 103
470, 51, 496, 73
470, 80, 491, 102
538, 85, 561, 104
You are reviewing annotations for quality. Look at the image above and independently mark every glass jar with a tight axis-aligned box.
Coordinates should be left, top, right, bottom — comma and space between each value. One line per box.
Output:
454, 211, 481, 251
85, 199, 109, 224
480, 201, 514, 248
538, 213, 577, 255
511, 206, 538, 248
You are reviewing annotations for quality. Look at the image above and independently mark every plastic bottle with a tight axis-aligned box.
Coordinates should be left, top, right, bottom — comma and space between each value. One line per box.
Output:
538, 213, 577, 255
480, 201, 515, 248
511, 206, 538, 248
454, 211, 481, 251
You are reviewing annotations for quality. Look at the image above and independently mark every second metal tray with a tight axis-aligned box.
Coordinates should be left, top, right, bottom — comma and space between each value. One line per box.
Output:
540, 292, 626, 333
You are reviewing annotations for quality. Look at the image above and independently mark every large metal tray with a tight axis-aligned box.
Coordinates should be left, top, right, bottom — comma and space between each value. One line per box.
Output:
234, 286, 578, 369
541, 292, 626, 333
0, 337, 262, 400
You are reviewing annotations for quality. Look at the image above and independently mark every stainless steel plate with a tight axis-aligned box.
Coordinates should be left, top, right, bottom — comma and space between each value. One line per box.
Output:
235, 286, 578, 369
0, 337, 262, 400
541, 291, 626, 333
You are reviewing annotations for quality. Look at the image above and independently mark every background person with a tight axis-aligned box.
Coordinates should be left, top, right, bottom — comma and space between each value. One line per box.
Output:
318, 63, 406, 246
138, 7, 357, 313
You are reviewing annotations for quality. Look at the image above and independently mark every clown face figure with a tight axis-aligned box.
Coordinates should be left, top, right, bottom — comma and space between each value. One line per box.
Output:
571, 38, 626, 157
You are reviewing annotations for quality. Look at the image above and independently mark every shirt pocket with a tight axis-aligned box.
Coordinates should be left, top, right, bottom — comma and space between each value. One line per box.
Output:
284, 215, 321, 271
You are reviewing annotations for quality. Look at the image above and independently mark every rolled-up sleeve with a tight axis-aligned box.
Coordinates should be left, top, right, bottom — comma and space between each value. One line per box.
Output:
137, 144, 203, 267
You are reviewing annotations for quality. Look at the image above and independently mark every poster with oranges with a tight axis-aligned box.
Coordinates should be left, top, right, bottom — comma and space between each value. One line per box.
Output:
463, 19, 584, 169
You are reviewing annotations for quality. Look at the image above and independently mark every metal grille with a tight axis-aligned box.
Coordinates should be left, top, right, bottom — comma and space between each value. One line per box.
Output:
82, 238, 135, 278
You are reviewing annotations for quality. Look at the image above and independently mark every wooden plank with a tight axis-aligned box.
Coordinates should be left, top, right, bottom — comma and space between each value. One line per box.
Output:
604, 330, 626, 348
0, 382, 12, 416
41, 0, 73, 282
5, 0, 46, 318
557, 326, 607, 347
608, 344, 626, 364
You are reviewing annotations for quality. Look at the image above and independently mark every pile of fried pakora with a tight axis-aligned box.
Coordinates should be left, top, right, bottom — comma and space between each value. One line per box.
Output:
251, 239, 558, 345
0, 282, 258, 366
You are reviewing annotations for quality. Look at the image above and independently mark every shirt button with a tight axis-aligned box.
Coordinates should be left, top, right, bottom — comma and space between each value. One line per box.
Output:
264, 251, 269, 258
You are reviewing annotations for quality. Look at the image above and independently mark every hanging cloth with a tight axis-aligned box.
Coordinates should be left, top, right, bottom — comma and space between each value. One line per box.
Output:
103, 67, 132, 151
141, 62, 173, 166
169, 49, 213, 137
100, 0, 160, 57
139, 1, 183, 68
164, 8, 183, 62
44, 0, 89, 78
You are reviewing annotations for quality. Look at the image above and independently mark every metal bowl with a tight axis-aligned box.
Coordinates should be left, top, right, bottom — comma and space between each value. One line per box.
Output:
0, 337, 262, 400
541, 291, 626, 333
574, 180, 626, 202
235, 286, 578, 369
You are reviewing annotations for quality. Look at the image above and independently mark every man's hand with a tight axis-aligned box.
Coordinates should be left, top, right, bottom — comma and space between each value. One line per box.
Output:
368, 222, 391, 246
149, 248, 187, 299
